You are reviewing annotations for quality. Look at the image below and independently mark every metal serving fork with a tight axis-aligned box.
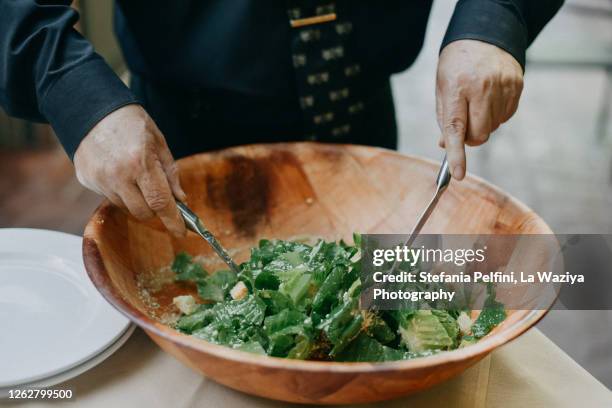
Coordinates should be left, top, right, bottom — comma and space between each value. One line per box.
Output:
176, 200, 241, 274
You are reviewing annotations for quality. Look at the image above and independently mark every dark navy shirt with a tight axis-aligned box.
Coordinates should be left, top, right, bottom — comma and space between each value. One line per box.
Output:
0, 0, 563, 157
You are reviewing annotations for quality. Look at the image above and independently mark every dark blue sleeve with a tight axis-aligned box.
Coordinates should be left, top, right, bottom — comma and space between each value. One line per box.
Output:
441, 0, 564, 70
0, 0, 139, 158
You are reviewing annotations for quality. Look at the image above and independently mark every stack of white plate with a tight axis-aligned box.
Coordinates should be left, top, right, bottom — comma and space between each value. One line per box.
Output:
0, 229, 134, 397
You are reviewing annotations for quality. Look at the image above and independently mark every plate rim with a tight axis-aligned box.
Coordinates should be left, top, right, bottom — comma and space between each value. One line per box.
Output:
0, 324, 135, 398
0, 228, 131, 387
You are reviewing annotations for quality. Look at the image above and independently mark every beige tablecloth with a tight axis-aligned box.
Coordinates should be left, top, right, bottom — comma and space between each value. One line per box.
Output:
12, 328, 612, 407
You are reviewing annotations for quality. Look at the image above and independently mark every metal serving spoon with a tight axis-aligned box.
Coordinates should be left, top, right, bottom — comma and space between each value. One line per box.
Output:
403, 155, 451, 249
176, 200, 241, 274
386, 156, 451, 275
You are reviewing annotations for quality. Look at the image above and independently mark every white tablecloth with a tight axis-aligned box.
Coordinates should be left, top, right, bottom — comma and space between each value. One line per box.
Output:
11, 328, 612, 407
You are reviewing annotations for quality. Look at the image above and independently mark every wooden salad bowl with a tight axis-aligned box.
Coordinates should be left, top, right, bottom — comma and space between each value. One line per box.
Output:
83, 142, 555, 404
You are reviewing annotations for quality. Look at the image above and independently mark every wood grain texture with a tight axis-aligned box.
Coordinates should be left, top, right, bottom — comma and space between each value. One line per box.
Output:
83, 143, 554, 404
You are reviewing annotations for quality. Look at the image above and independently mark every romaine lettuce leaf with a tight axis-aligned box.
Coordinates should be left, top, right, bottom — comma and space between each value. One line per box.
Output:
431, 310, 460, 346
211, 294, 266, 327
175, 304, 214, 333
311, 265, 346, 314
197, 270, 238, 302
336, 333, 407, 362
287, 336, 314, 360
253, 270, 280, 290
263, 309, 309, 357
471, 285, 506, 339
364, 312, 397, 344
264, 309, 307, 335
279, 272, 312, 305
318, 296, 364, 356
235, 341, 266, 355
399, 310, 453, 353
172, 252, 207, 282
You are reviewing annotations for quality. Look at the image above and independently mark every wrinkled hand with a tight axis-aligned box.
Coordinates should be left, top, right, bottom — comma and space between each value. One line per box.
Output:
436, 40, 524, 180
74, 104, 187, 236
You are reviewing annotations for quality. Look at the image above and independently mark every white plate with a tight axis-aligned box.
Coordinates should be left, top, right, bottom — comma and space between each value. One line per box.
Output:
0, 229, 131, 388
0, 324, 135, 398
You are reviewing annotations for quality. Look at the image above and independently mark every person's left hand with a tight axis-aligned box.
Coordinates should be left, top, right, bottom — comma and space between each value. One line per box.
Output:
436, 39, 524, 180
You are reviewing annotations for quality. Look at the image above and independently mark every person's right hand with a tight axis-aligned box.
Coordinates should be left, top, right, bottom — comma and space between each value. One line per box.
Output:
74, 104, 187, 236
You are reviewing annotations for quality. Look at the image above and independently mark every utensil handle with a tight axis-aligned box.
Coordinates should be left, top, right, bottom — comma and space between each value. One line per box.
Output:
175, 200, 242, 274
436, 155, 451, 191
176, 200, 200, 234
401, 155, 451, 251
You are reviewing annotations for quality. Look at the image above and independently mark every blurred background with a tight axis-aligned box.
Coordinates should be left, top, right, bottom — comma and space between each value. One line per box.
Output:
1, 0, 611, 388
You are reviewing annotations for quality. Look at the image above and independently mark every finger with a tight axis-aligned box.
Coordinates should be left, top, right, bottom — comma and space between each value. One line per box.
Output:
501, 87, 520, 124
435, 86, 444, 130
465, 96, 492, 147
501, 76, 523, 123
117, 183, 154, 221
156, 135, 187, 201
436, 88, 446, 149
137, 157, 187, 236
147, 116, 187, 201
489, 88, 504, 134
159, 154, 186, 202
441, 95, 468, 180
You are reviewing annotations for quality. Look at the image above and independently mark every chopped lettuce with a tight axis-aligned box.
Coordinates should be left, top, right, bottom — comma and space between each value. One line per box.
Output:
459, 335, 478, 348
336, 333, 408, 362
399, 310, 454, 353
279, 272, 312, 306
236, 341, 267, 355
364, 312, 396, 344
197, 270, 238, 302
317, 295, 363, 356
169, 238, 506, 361
471, 285, 506, 339
172, 252, 207, 283
257, 290, 294, 315
431, 310, 460, 347
176, 304, 213, 332
190, 295, 266, 348
264, 309, 309, 357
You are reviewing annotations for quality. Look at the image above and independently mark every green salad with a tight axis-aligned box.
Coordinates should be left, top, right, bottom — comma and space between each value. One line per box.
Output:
169, 236, 506, 361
